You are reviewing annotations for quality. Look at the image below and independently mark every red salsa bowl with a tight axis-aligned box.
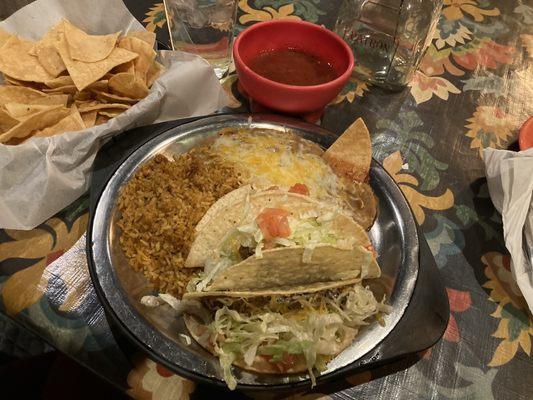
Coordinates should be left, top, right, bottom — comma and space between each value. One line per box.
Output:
233, 20, 354, 114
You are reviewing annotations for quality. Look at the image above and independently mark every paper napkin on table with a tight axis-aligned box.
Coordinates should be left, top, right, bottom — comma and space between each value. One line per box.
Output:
484, 147, 533, 314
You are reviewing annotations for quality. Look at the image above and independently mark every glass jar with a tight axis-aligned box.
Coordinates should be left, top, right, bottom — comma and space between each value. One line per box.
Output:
335, 0, 443, 90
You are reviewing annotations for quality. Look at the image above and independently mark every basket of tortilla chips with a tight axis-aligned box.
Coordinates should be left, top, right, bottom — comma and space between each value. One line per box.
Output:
0, 0, 228, 230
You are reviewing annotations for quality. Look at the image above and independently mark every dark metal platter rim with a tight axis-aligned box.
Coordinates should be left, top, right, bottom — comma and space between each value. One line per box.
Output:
87, 113, 419, 390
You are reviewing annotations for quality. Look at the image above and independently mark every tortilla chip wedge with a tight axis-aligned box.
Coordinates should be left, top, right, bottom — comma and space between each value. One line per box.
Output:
0, 86, 66, 106
4, 103, 58, 120
63, 20, 120, 62
118, 36, 156, 84
55, 34, 138, 91
0, 36, 54, 82
0, 105, 70, 143
324, 118, 371, 183
0, 28, 12, 47
35, 44, 66, 77
126, 30, 156, 48
93, 90, 138, 104
34, 107, 85, 137
29, 19, 65, 56
109, 72, 148, 99
0, 109, 19, 131
80, 110, 98, 128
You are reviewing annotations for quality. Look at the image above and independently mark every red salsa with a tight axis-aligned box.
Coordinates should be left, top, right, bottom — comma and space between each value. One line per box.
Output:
248, 48, 339, 86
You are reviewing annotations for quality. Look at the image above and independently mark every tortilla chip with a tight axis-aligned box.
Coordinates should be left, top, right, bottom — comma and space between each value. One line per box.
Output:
95, 114, 110, 125
0, 109, 19, 131
29, 19, 65, 56
4, 103, 58, 120
80, 110, 97, 128
44, 75, 74, 88
0, 36, 54, 82
76, 102, 129, 113
126, 30, 156, 48
93, 90, 137, 104
74, 99, 98, 108
118, 36, 155, 83
0, 87, 68, 108
2, 75, 20, 86
146, 61, 164, 87
35, 44, 66, 77
63, 20, 120, 63
108, 72, 148, 99
86, 79, 109, 92
1, 76, 45, 92
42, 85, 78, 95
34, 106, 85, 137
56, 34, 138, 91
97, 109, 125, 118
112, 60, 135, 75
0, 105, 70, 143
0, 28, 13, 48
323, 118, 372, 183
0, 86, 53, 105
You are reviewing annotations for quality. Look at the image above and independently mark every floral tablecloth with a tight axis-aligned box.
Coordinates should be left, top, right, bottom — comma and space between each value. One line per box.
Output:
1, 1, 532, 399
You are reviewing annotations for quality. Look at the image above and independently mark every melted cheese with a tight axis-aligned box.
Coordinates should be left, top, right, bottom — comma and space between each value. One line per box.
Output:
213, 132, 339, 199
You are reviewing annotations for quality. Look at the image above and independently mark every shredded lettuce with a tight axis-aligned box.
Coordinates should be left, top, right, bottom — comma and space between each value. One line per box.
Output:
258, 339, 312, 362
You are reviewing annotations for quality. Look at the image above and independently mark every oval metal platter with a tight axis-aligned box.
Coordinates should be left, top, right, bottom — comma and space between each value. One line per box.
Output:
88, 114, 419, 390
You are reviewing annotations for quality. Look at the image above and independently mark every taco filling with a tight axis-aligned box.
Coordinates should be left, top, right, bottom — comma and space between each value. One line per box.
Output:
185, 284, 390, 390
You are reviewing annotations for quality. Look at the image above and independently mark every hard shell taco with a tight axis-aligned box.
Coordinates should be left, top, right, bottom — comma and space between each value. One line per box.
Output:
185, 187, 380, 294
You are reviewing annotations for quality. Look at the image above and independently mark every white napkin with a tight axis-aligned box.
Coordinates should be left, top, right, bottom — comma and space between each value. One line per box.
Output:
484, 147, 533, 314
0, 0, 229, 230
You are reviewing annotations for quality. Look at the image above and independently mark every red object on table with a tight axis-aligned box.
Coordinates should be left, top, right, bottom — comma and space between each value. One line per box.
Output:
233, 20, 354, 115
519, 116, 533, 150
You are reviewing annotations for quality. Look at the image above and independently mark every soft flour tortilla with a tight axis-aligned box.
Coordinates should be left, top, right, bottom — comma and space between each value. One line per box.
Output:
184, 310, 356, 375
186, 189, 371, 269
184, 314, 309, 374
205, 244, 380, 292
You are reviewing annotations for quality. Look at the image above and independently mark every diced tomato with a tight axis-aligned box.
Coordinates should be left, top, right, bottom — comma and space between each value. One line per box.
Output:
260, 353, 295, 372
288, 183, 309, 196
256, 208, 291, 240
